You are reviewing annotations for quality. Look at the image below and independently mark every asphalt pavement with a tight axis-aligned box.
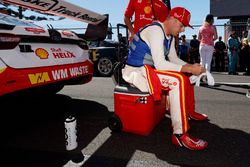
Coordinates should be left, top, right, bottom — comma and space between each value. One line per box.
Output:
1, 72, 250, 167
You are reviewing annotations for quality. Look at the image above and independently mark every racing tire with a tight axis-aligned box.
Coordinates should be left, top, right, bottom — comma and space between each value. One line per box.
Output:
108, 114, 122, 132
97, 57, 114, 77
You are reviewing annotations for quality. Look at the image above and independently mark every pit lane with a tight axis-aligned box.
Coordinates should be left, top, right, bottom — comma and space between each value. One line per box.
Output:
1, 74, 250, 167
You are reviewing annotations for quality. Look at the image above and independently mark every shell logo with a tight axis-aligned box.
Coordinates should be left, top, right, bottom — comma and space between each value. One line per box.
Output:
144, 6, 152, 14
35, 48, 49, 59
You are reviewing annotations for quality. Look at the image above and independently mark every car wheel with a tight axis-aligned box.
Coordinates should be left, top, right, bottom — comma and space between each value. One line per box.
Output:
108, 114, 122, 132
97, 57, 113, 77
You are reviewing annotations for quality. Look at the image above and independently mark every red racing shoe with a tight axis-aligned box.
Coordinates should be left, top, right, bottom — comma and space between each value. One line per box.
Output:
189, 112, 208, 121
172, 133, 208, 150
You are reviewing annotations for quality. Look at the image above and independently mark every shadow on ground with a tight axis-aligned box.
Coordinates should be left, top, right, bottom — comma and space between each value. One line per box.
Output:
1, 94, 249, 167
83, 118, 250, 167
0, 93, 110, 167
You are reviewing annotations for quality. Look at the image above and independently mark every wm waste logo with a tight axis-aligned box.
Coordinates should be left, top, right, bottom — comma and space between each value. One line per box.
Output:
28, 72, 51, 84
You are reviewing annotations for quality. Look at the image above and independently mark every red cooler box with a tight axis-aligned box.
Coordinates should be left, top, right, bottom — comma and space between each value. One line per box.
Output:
112, 85, 166, 136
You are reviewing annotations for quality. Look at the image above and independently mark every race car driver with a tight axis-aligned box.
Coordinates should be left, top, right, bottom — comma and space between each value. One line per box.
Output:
122, 7, 209, 150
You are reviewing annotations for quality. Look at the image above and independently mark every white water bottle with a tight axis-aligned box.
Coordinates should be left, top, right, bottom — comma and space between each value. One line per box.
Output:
64, 116, 78, 151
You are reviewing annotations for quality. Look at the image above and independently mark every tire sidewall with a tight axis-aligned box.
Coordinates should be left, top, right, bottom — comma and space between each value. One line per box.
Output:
97, 57, 114, 77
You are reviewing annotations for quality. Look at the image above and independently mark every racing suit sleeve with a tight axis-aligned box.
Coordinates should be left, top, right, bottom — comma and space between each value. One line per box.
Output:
168, 37, 187, 65
124, 0, 135, 18
141, 24, 186, 72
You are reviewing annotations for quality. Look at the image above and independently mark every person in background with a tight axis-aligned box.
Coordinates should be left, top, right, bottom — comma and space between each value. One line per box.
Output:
245, 30, 250, 75
124, 0, 181, 54
178, 34, 190, 62
189, 34, 200, 64
122, 7, 209, 150
239, 30, 250, 75
227, 31, 240, 75
245, 33, 250, 97
198, 14, 218, 72
214, 36, 226, 72
124, 0, 169, 41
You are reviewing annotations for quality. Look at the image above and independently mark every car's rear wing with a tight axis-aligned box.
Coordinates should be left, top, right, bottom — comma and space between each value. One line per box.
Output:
0, 0, 106, 25
77, 14, 109, 41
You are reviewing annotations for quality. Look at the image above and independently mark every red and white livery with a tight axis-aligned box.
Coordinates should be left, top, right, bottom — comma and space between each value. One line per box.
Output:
0, 0, 107, 96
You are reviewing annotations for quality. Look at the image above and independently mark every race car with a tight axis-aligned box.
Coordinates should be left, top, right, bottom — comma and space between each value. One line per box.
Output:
0, 0, 107, 96
88, 40, 119, 77
88, 24, 129, 77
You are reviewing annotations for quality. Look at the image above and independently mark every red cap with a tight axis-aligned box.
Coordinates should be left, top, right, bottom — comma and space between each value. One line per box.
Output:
169, 7, 193, 29
153, 0, 169, 22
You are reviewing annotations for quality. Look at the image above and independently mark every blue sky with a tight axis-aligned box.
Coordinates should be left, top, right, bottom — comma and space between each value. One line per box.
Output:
62, 0, 228, 40
4, 0, 228, 40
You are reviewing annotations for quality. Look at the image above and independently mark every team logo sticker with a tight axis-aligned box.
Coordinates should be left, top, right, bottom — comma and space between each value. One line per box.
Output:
144, 6, 152, 14
161, 78, 177, 88
35, 48, 49, 59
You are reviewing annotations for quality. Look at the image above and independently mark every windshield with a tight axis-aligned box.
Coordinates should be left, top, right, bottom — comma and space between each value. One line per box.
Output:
0, 13, 41, 28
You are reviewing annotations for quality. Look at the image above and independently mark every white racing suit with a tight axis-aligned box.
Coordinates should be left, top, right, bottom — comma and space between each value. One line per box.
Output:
122, 22, 195, 134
